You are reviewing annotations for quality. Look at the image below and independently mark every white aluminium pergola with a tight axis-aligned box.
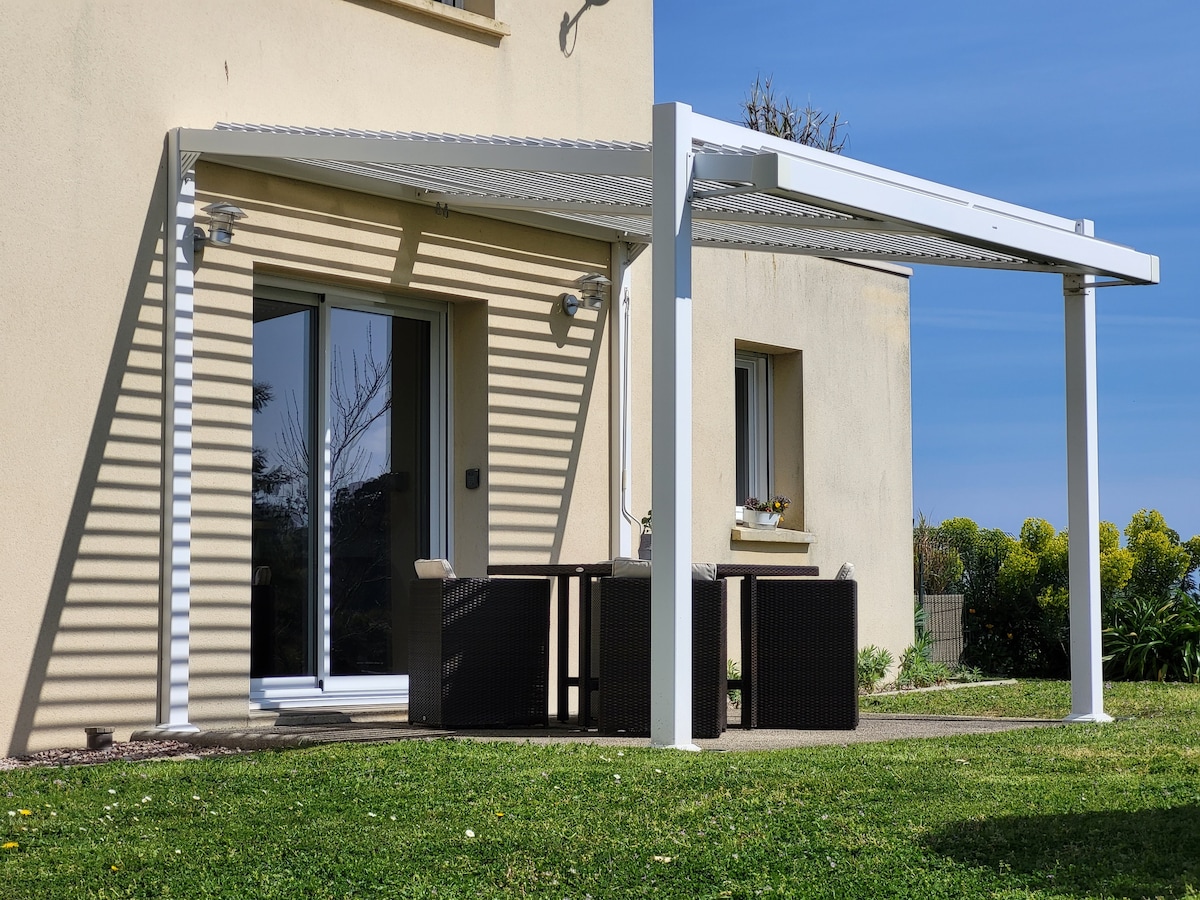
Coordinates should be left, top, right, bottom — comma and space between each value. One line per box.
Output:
163, 102, 1158, 748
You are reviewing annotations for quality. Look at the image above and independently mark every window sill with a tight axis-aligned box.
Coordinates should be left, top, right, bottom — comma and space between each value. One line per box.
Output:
373, 0, 510, 38
730, 526, 816, 546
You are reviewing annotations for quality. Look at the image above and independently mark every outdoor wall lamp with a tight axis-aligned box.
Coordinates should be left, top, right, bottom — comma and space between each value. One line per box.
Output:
560, 272, 611, 316
193, 201, 247, 252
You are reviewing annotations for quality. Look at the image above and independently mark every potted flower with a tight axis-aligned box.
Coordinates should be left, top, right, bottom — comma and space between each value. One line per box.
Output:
743, 495, 791, 530
638, 509, 652, 559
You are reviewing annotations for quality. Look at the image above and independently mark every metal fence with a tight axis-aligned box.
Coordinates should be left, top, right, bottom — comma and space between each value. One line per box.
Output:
918, 593, 964, 666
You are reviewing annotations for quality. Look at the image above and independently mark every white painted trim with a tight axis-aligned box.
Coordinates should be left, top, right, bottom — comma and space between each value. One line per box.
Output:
734, 351, 771, 505
321, 294, 447, 688
251, 277, 448, 704
610, 243, 635, 560
1063, 222, 1113, 725
649, 102, 699, 751
317, 298, 335, 688
771, 154, 1156, 283
157, 132, 198, 733
687, 112, 1080, 231
443, 301, 456, 566
321, 674, 407, 694
687, 110, 1157, 283
251, 685, 408, 711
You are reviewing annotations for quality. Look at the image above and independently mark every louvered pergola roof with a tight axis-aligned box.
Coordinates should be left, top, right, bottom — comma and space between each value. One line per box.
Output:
181, 111, 1158, 284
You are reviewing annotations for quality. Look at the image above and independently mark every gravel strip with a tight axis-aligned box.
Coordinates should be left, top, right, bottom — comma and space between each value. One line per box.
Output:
0, 740, 247, 771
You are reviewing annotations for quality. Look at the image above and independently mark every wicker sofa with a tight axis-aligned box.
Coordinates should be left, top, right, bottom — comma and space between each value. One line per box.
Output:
596, 572, 728, 739
747, 578, 858, 730
408, 577, 551, 728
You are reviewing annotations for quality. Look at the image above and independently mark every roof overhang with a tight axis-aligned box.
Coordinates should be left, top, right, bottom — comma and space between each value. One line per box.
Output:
177, 110, 1158, 286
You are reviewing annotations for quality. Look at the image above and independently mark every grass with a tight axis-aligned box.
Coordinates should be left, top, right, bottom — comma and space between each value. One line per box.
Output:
2, 682, 1200, 898
862, 678, 1200, 720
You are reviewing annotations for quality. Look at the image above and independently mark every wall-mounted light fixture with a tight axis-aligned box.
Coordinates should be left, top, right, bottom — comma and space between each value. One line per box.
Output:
193, 201, 247, 252
559, 272, 612, 317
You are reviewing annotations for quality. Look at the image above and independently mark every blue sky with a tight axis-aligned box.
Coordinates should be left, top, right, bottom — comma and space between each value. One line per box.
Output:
654, 0, 1199, 541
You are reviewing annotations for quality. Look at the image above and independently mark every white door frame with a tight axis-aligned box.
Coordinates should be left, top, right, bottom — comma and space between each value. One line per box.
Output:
250, 278, 448, 710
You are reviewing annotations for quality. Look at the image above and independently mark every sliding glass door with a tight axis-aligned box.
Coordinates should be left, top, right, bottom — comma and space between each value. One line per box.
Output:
251, 284, 445, 706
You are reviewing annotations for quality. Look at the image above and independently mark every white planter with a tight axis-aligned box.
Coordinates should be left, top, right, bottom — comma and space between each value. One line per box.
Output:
745, 510, 781, 530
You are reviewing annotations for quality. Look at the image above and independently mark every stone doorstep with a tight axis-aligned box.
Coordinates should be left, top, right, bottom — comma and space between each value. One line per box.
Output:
246, 706, 411, 727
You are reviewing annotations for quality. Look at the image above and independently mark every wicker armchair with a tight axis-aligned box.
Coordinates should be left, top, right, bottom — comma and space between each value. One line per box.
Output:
596, 576, 727, 739
749, 578, 858, 730
408, 577, 551, 728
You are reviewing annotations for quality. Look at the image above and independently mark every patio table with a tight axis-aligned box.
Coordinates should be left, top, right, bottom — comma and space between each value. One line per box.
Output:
486, 563, 611, 725
487, 561, 819, 728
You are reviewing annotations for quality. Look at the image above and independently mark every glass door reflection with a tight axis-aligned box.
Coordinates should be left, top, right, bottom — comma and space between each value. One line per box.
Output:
251, 298, 315, 678
328, 308, 430, 677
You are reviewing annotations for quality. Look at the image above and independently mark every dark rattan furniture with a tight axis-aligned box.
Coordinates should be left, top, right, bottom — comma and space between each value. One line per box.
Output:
596, 576, 728, 739
409, 577, 551, 728
487, 564, 611, 724
747, 578, 858, 730
486, 562, 818, 726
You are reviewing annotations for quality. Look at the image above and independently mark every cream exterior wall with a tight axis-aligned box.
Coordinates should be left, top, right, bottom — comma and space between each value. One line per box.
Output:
0, 1, 914, 755
0, 0, 650, 753
186, 164, 613, 728
627, 250, 915, 665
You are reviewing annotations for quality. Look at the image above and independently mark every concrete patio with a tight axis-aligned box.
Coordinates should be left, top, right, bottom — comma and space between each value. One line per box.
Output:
133, 711, 1062, 754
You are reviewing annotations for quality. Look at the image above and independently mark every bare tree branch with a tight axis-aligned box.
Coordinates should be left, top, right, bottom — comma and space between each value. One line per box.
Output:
742, 74, 849, 154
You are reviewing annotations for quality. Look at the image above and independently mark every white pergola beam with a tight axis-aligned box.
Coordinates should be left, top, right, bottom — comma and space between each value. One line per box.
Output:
178, 128, 652, 178
687, 114, 1158, 285
688, 111, 1080, 229
768, 154, 1156, 284
650, 102, 698, 751
692, 151, 779, 188
157, 132, 198, 734
1063, 221, 1112, 723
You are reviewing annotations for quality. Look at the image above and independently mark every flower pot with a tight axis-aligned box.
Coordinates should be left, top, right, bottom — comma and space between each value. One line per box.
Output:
638, 532, 652, 559
745, 510, 781, 530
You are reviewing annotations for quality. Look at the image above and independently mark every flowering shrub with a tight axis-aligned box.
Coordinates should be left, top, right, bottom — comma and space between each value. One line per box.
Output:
744, 495, 791, 514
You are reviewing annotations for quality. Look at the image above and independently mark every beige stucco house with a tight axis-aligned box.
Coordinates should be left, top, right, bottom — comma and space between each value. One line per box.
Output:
0, 1, 916, 754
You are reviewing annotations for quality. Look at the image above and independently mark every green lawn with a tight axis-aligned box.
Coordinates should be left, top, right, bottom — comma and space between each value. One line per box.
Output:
862, 677, 1200, 720
4, 682, 1200, 898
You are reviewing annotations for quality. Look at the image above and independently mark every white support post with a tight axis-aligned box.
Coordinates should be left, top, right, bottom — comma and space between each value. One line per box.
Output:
1063, 219, 1112, 724
610, 242, 635, 561
650, 103, 698, 750
157, 131, 198, 733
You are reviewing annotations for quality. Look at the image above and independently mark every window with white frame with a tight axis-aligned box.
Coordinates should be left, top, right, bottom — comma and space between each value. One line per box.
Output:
436, 0, 464, 7
734, 351, 771, 509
